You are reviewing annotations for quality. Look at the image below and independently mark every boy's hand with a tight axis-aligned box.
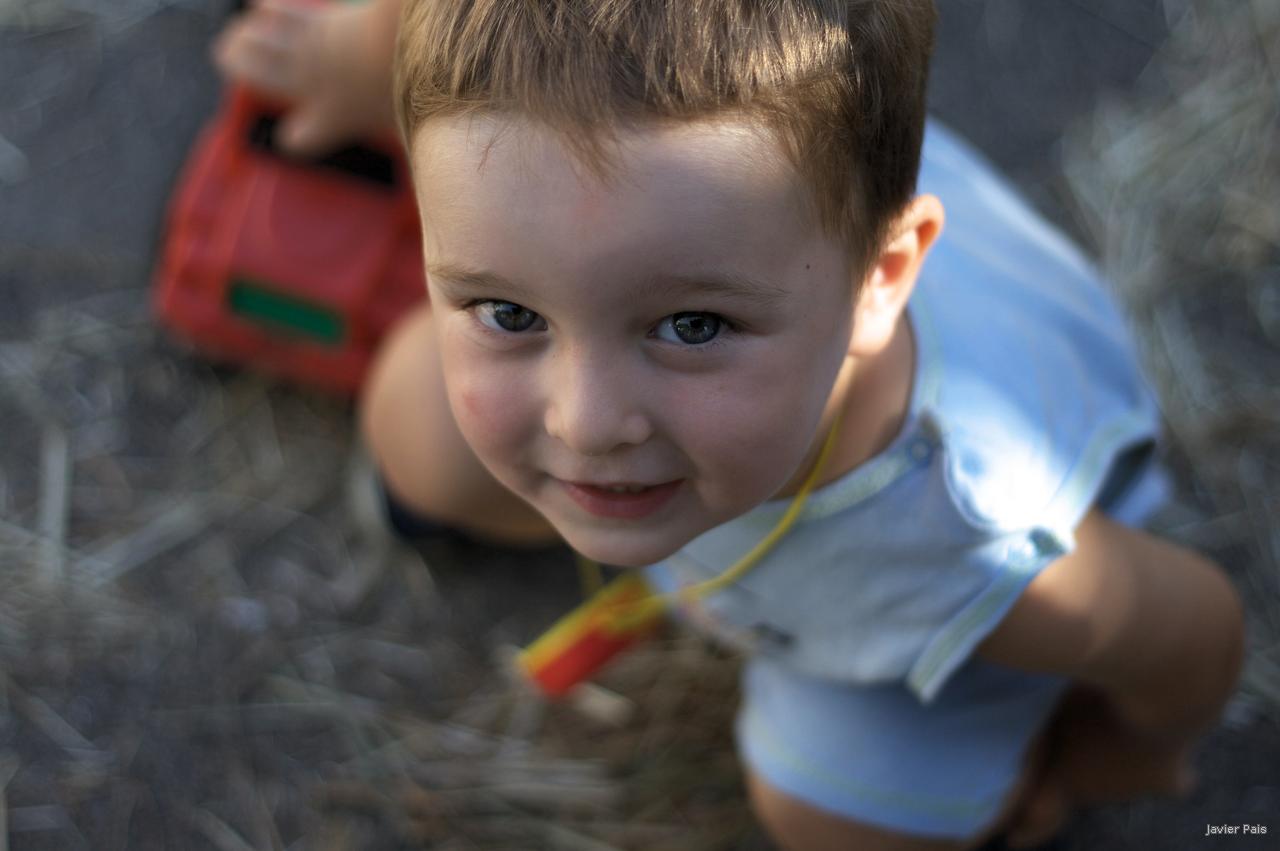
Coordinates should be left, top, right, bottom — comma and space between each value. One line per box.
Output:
1003, 684, 1197, 849
973, 509, 1244, 846
212, 0, 399, 156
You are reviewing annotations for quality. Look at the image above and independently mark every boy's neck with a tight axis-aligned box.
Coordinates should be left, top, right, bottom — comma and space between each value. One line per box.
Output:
773, 312, 916, 499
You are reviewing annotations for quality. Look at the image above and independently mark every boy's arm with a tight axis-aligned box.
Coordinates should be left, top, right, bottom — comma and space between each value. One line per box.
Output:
214, 0, 404, 156
975, 508, 1245, 741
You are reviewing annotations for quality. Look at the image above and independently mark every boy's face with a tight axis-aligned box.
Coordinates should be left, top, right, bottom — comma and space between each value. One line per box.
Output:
410, 114, 860, 566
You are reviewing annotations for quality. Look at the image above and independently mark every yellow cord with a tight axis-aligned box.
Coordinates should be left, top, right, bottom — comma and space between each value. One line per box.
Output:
583, 409, 844, 630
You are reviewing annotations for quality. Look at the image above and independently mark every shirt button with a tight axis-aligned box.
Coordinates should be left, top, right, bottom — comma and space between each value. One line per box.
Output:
1029, 528, 1063, 556
909, 439, 933, 462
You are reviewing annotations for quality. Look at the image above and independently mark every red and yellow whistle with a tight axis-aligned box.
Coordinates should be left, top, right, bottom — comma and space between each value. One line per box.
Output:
518, 573, 665, 698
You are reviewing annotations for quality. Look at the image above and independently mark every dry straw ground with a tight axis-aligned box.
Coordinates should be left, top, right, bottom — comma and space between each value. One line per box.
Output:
1062, 0, 1280, 712
0, 0, 1276, 849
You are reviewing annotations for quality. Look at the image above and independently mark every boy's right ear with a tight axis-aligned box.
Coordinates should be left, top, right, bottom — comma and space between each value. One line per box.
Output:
848, 194, 944, 358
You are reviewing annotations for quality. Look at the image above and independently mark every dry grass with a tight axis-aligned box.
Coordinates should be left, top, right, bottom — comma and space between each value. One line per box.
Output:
0, 293, 756, 849
1062, 0, 1280, 711
0, 317, 757, 849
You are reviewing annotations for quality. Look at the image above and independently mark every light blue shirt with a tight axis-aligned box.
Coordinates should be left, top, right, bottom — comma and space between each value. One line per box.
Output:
644, 121, 1168, 704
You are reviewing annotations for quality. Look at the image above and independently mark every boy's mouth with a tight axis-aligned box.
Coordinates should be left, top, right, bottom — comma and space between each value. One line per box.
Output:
561, 479, 683, 519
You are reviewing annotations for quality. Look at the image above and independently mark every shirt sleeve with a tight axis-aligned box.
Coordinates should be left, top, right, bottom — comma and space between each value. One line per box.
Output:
905, 440, 1171, 704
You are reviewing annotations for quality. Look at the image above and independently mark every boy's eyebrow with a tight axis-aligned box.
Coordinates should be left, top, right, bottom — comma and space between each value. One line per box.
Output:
426, 262, 789, 308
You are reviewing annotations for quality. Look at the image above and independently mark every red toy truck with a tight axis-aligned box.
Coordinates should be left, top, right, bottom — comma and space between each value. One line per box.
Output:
153, 85, 426, 395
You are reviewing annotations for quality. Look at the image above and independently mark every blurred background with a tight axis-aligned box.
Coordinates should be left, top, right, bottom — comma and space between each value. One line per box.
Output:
1, 0, 1277, 848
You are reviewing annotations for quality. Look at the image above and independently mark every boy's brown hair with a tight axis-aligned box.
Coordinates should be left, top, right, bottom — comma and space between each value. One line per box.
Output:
395, 0, 936, 278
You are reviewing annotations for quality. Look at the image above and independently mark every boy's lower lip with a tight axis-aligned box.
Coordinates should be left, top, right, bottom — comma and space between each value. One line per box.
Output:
561, 480, 683, 519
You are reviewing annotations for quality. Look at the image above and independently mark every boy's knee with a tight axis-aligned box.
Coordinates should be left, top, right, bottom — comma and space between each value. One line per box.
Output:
358, 304, 433, 446
745, 769, 980, 851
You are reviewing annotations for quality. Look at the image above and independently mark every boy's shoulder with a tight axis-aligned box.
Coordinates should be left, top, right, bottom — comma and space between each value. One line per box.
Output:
910, 121, 1165, 541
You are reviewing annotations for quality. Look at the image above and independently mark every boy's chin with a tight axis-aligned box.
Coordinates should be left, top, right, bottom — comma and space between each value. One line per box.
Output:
558, 527, 687, 569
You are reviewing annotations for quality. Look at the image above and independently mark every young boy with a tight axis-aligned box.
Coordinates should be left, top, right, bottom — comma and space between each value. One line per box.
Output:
222, 1, 1246, 848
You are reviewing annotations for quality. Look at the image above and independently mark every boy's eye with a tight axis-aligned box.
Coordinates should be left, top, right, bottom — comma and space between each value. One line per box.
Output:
656, 312, 723, 345
475, 300, 544, 333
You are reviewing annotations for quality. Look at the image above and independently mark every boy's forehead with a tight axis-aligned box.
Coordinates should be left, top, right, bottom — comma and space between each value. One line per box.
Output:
408, 112, 854, 300
410, 112, 804, 207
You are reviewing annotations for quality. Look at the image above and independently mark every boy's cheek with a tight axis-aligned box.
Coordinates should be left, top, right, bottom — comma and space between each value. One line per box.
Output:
438, 336, 517, 437
446, 375, 532, 460
454, 383, 486, 422
672, 390, 814, 494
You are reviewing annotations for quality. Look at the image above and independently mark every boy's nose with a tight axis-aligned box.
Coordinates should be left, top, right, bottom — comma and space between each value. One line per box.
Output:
543, 353, 652, 456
